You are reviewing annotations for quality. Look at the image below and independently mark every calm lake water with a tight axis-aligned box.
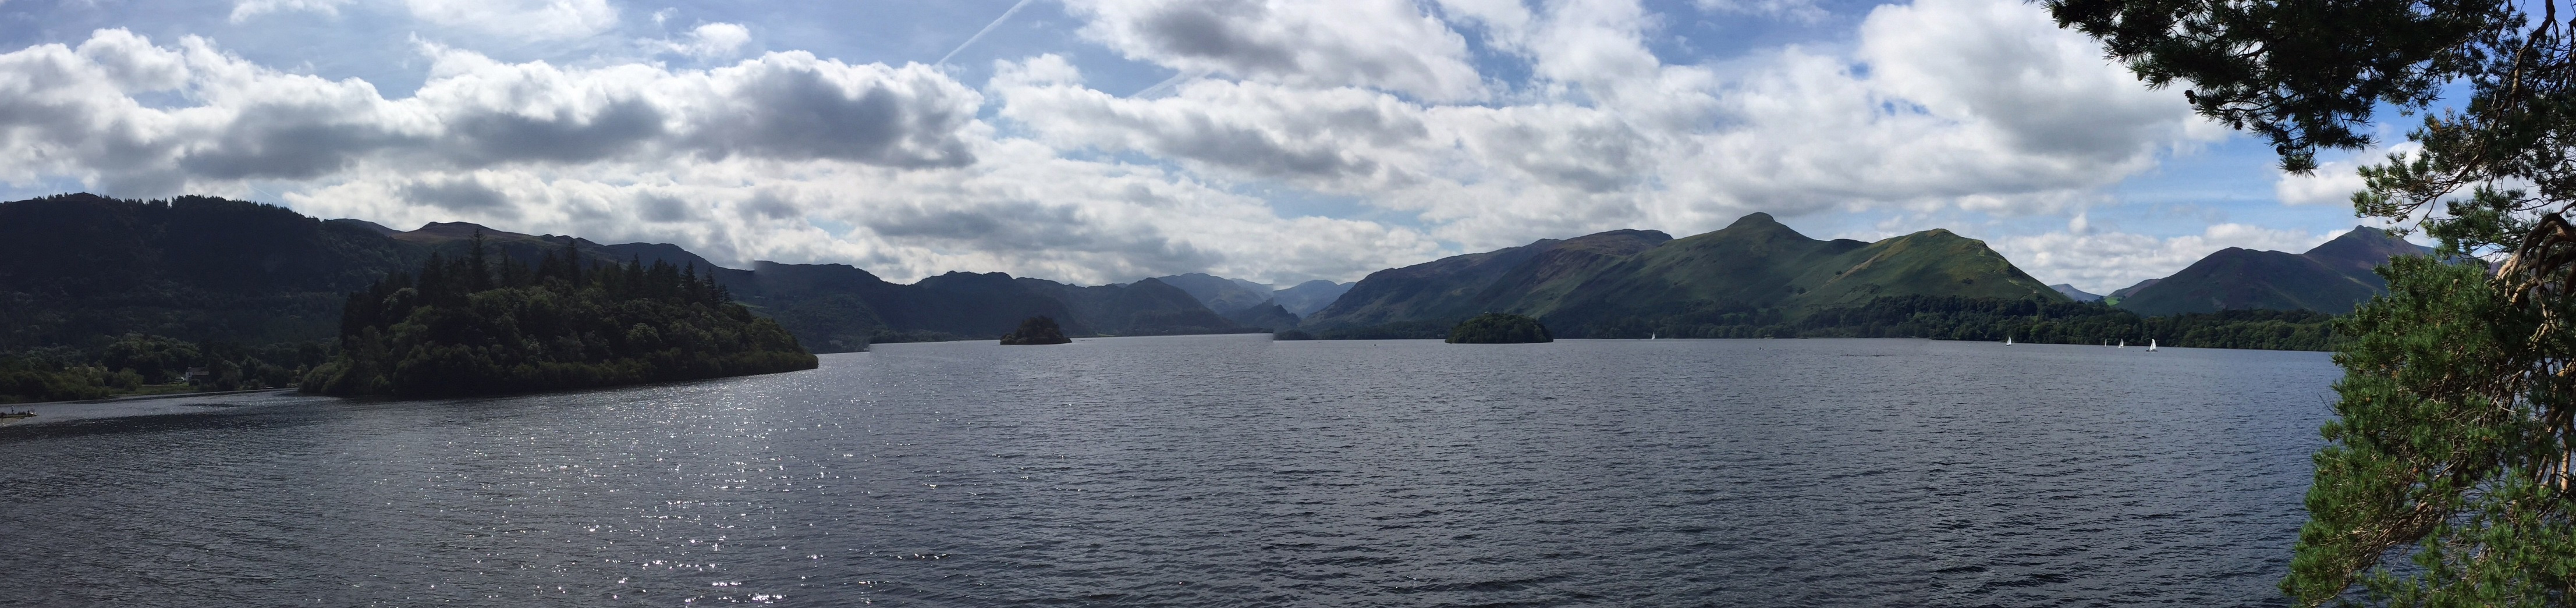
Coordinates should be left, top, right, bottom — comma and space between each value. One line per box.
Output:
0, 336, 2339, 607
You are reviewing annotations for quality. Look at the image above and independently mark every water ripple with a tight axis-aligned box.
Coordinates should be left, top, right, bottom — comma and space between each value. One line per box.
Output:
0, 336, 2333, 607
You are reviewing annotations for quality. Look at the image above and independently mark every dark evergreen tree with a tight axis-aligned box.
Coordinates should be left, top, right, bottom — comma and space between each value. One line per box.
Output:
2050, 0, 2576, 602
303, 242, 817, 397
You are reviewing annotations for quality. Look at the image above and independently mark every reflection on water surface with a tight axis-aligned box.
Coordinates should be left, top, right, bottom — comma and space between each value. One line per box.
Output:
0, 336, 2334, 607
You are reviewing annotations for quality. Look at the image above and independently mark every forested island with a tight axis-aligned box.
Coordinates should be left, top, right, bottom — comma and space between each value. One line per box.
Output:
301, 236, 815, 397
998, 316, 1072, 345
1447, 313, 1554, 343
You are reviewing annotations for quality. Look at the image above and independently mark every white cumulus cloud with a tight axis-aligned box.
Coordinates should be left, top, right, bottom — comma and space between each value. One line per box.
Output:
229, 0, 352, 22
654, 22, 752, 59
403, 0, 621, 41
0, 29, 1438, 285
0, 0, 2273, 287
1005, 0, 2215, 252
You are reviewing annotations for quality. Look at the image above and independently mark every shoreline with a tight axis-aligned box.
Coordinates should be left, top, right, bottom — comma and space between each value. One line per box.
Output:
0, 388, 324, 428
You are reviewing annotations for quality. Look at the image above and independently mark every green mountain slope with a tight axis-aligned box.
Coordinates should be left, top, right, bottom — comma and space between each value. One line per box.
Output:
1307, 212, 2063, 337
1301, 229, 1671, 329
2116, 227, 2432, 316
1471, 229, 1674, 314
1540, 216, 2059, 335
1791, 227, 2060, 308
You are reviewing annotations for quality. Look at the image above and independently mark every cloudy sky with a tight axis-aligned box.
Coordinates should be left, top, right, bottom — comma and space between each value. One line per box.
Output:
0, 0, 2403, 293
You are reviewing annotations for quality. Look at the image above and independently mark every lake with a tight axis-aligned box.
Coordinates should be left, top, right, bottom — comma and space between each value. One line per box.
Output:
0, 336, 2339, 607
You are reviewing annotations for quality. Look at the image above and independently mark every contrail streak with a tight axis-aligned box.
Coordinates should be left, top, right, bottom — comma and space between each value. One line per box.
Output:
1131, 68, 1212, 98
938, 0, 1037, 67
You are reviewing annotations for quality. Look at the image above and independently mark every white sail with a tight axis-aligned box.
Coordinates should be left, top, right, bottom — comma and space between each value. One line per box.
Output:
2147, 339, 2158, 352
2118, 340, 2125, 349
2004, 336, 2013, 346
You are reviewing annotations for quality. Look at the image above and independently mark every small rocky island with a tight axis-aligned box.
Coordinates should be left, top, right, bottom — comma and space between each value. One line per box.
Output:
1446, 312, 1555, 343
1000, 316, 1073, 345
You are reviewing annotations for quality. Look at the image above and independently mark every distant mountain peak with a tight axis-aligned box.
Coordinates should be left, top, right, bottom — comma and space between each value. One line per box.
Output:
2306, 225, 2420, 251
2110, 278, 2160, 298
1730, 212, 1782, 227
394, 221, 527, 244
1577, 228, 1673, 240
324, 218, 399, 236
2051, 283, 2105, 302
2304, 226, 2433, 276
1147, 272, 1276, 312
2117, 227, 2429, 316
410, 221, 506, 236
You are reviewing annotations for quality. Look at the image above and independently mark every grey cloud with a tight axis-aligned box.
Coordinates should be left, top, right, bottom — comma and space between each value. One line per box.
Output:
1137, 1, 1297, 73
863, 200, 1222, 273
687, 62, 978, 168
402, 177, 513, 215
0, 32, 993, 202
1067, 0, 1487, 101
1472, 119, 1649, 193
1193, 136, 1372, 178
998, 78, 1429, 187
1161, 101, 1432, 180
739, 191, 801, 220
867, 204, 1043, 245
637, 193, 696, 222
436, 99, 666, 167
178, 104, 403, 180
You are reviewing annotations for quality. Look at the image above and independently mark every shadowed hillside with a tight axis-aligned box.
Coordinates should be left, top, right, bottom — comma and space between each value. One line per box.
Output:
2116, 227, 2432, 316
0, 194, 1255, 360
0, 193, 417, 349
1303, 229, 1672, 330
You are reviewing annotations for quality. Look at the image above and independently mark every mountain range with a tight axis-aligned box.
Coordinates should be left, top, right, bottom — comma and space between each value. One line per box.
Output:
2107, 227, 2432, 316
1302, 213, 2066, 337
0, 193, 2442, 354
0, 194, 1282, 353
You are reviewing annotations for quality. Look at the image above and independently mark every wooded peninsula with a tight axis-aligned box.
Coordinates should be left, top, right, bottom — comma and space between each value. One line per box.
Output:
302, 236, 816, 397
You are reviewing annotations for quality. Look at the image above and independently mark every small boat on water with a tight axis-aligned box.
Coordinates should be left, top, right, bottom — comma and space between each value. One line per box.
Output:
2004, 336, 2014, 346
2146, 339, 2159, 352
2118, 340, 2125, 349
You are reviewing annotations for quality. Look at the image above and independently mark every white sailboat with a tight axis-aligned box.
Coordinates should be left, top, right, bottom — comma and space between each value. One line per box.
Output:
2146, 339, 2159, 352
2117, 340, 2125, 349
2004, 335, 2014, 346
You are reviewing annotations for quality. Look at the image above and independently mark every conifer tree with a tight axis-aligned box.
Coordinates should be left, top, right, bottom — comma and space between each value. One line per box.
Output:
2049, 0, 2576, 603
